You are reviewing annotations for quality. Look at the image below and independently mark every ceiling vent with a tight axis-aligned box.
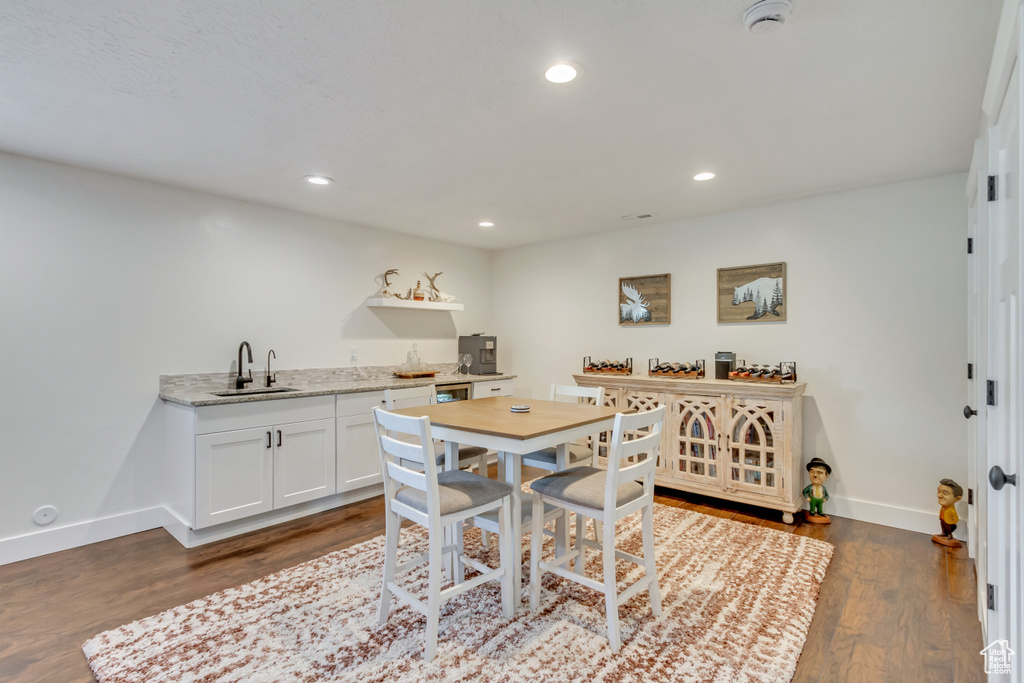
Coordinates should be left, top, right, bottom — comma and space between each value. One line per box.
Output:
744, 0, 792, 34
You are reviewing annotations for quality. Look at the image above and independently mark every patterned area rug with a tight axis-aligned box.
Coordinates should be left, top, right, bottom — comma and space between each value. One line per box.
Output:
83, 505, 833, 682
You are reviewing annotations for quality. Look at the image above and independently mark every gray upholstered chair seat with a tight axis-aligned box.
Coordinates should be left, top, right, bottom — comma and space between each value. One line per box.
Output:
521, 443, 593, 466
529, 465, 643, 509
416, 441, 488, 466
397, 470, 513, 516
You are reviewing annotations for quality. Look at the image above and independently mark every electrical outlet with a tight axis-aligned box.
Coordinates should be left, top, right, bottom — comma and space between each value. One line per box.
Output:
349, 346, 358, 363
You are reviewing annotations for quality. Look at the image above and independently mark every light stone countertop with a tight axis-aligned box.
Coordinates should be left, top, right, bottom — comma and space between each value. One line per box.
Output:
159, 365, 515, 407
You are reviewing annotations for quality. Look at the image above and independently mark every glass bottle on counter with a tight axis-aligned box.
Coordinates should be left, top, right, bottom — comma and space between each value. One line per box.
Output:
413, 281, 425, 301
406, 343, 421, 370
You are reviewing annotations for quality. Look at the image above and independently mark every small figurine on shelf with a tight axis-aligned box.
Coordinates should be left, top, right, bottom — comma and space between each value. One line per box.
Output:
931, 479, 963, 548
803, 457, 832, 524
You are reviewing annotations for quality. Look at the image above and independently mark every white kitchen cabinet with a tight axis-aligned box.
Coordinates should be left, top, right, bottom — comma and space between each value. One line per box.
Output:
471, 378, 515, 399
191, 395, 336, 530
336, 391, 386, 492
274, 418, 336, 508
196, 427, 274, 528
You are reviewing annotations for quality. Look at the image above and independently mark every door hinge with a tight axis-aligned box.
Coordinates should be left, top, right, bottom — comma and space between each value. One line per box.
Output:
988, 175, 998, 201
968, 487, 974, 504
968, 363, 973, 379
968, 237, 973, 254
987, 380, 997, 406
988, 583, 997, 610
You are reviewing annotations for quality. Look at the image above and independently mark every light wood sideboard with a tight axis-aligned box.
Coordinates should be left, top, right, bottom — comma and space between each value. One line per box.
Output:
573, 374, 806, 523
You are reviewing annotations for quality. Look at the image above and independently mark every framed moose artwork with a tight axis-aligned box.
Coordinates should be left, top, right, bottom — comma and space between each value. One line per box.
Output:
619, 273, 670, 326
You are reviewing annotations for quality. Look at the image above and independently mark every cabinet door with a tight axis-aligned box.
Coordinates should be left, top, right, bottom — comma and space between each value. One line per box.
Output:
724, 398, 786, 498
667, 394, 723, 486
274, 418, 336, 509
337, 412, 383, 492
196, 427, 274, 529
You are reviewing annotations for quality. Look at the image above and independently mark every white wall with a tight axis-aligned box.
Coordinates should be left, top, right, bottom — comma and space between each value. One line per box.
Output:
492, 174, 968, 534
0, 152, 492, 557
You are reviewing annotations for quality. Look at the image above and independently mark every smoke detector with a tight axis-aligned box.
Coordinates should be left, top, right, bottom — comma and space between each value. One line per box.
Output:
744, 0, 792, 34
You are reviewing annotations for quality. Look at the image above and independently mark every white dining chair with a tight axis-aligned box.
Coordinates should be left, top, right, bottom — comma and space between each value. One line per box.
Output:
386, 384, 495, 547
520, 384, 606, 472
528, 405, 666, 653
372, 406, 514, 661
384, 385, 490, 473
519, 384, 606, 557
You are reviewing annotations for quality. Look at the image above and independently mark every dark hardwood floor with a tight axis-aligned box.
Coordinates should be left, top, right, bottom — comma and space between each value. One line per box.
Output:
0, 471, 985, 682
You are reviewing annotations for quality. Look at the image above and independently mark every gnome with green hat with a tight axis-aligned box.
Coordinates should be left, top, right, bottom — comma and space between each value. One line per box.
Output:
803, 457, 832, 524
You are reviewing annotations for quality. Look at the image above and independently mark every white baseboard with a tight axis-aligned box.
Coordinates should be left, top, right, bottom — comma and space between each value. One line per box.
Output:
829, 494, 967, 542
172, 485, 384, 548
0, 485, 387, 565
0, 507, 165, 566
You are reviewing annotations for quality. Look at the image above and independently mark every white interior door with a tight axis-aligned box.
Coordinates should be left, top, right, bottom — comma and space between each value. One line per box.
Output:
984, 48, 1023, 678
967, 160, 988, 627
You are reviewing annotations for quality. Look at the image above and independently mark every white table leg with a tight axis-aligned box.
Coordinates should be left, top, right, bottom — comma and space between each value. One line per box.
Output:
555, 443, 570, 568
500, 451, 523, 606
444, 439, 459, 583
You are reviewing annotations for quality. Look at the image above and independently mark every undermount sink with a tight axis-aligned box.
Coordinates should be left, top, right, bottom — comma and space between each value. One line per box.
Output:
211, 387, 300, 397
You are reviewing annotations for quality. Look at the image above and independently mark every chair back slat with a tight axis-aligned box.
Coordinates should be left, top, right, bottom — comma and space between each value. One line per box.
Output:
550, 384, 604, 403
380, 432, 430, 465
615, 431, 660, 478
387, 461, 427, 489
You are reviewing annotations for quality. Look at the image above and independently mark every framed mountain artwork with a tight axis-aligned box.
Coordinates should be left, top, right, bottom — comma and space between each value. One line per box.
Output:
717, 262, 786, 323
619, 274, 670, 326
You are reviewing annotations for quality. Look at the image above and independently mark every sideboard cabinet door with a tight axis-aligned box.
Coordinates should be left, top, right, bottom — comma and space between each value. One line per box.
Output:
667, 394, 724, 488
724, 398, 786, 500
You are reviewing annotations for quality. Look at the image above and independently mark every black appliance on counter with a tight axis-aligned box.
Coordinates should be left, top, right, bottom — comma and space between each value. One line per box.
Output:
715, 351, 736, 380
459, 334, 500, 375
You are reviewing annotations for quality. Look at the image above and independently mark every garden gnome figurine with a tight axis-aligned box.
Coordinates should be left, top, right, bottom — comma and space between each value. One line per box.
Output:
931, 479, 963, 548
803, 457, 832, 524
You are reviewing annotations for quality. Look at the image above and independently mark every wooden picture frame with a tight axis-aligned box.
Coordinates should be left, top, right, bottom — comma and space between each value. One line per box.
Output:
619, 273, 670, 326
717, 262, 786, 323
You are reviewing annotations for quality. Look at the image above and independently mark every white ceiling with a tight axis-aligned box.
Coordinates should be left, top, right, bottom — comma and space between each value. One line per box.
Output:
0, 1, 1002, 249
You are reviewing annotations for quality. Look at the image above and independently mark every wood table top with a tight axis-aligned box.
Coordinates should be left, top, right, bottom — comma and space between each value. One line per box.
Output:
388, 396, 621, 440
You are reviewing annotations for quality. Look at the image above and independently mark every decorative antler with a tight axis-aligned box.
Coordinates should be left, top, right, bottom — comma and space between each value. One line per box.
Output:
383, 269, 399, 287
423, 271, 442, 292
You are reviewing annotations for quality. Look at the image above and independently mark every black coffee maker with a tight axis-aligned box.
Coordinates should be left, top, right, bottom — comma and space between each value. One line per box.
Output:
458, 335, 499, 375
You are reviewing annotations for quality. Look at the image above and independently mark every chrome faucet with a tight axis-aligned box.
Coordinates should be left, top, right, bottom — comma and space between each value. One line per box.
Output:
236, 341, 254, 389
266, 349, 277, 387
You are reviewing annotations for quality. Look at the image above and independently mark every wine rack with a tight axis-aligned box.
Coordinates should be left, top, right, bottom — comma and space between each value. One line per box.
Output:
728, 360, 797, 384
583, 356, 632, 374
648, 358, 705, 379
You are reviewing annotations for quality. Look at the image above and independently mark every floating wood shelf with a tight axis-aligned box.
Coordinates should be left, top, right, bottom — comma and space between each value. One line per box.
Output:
365, 297, 464, 311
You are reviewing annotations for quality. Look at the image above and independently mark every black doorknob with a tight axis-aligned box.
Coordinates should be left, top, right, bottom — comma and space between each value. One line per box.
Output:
964, 405, 978, 419
989, 465, 1018, 491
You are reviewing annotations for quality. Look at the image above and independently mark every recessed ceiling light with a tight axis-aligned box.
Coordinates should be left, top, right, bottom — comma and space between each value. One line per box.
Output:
693, 172, 716, 181
544, 63, 578, 84
304, 175, 333, 185
478, 221, 495, 228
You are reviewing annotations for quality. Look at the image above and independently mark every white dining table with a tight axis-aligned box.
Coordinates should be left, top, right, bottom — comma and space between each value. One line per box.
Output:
391, 395, 621, 606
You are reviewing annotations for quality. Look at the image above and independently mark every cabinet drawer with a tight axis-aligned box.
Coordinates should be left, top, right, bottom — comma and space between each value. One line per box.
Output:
197, 395, 333, 435
336, 391, 387, 417
471, 379, 515, 399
